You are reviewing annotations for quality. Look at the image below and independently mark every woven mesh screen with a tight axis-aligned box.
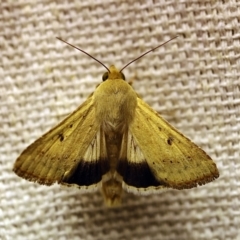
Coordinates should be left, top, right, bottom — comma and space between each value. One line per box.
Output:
1, 1, 240, 239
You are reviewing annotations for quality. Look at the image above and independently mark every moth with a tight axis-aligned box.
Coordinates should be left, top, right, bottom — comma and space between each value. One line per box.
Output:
13, 37, 219, 207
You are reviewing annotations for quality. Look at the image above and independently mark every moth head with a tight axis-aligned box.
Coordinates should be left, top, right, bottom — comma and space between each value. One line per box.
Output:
102, 65, 126, 81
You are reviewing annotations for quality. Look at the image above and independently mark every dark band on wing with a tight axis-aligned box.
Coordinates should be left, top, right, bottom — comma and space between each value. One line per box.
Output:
117, 159, 166, 188
63, 158, 109, 186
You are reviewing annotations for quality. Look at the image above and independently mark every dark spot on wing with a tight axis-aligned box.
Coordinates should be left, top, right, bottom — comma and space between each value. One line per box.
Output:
59, 133, 64, 142
167, 137, 173, 145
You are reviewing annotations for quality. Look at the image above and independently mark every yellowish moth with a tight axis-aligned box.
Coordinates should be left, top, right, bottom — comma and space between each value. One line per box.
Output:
13, 37, 219, 207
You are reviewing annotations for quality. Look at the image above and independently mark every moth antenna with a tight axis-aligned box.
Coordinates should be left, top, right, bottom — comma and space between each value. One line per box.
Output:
120, 36, 178, 72
56, 37, 110, 73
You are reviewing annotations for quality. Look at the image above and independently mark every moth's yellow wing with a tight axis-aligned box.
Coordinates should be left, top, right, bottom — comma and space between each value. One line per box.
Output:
13, 95, 109, 188
123, 97, 219, 190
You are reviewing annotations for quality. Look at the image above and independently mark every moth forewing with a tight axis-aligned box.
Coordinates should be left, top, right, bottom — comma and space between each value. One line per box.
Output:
128, 98, 219, 189
13, 95, 102, 186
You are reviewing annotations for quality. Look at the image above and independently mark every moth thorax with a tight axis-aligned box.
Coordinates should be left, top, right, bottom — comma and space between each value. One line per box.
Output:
94, 78, 137, 133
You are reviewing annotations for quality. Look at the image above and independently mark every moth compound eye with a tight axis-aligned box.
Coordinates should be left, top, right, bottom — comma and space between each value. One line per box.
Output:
102, 72, 109, 81
121, 73, 126, 80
